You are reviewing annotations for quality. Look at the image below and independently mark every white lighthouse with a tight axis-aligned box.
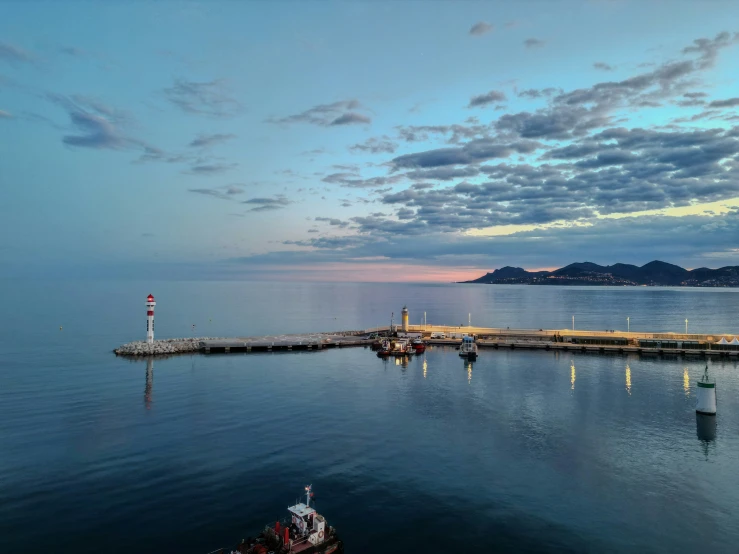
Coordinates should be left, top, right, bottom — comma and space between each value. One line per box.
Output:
146, 294, 156, 344
695, 364, 716, 415
401, 305, 409, 332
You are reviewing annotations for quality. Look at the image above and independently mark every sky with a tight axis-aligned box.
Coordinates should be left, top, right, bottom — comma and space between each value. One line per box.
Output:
2, 0, 739, 282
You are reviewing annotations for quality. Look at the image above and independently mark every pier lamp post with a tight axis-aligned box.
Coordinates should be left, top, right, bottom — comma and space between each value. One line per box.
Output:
572, 315, 575, 331
685, 319, 688, 335
627, 317, 630, 333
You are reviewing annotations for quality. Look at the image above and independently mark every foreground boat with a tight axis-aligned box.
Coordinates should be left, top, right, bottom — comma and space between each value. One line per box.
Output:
459, 336, 478, 361
212, 486, 344, 554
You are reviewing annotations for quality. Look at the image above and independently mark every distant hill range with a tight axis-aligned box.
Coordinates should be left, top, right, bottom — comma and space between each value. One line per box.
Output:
461, 261, 739, 287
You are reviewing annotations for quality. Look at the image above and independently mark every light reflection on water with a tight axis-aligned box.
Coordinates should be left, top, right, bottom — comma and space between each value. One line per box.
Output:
571, 360, 576, 390
626, 364, 632, 395
684, 367, 691, 397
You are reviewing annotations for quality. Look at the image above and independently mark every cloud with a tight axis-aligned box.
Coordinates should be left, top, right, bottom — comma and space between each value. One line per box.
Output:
350, 136, 398, 154
242, 194, 292, 212
189, 188, 231, 199
322, 171, 405, 189
395, 122, 493, 144
315, 216, 350, 228
396, 208, 415, 220
0, 41, 35, 64
330, 112, 371, 126
164, 78, 241, 117
404, 166, 481, 181
185, 162, 238, 175
676, 92, 708, 107
378, 126, 739, 232
517, 88, 560, 99
267, 99, 371, 126
469, 22, 493, 36
59, 46, 86, 58
235, 209, 739, 272
188, 133, 237, 148
188, 185, 245, 200
593, 62, 614, 71
47, 94, 131, 149
468, 90, 507, 108
681, 31, 739, 69
524, 38, 546, 49
390, 139, 542, 169
301, 148, 327, 156
708, 97, 739, 108
0, 109, 12, 119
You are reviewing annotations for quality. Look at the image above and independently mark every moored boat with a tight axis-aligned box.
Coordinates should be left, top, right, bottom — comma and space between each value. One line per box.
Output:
412, 338, 426, 353
376, 338, 414, 357
459, 336, 478, 361
212, 485, 344, 554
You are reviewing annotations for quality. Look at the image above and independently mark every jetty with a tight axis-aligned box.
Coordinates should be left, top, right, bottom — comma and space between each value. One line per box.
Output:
114, 325, 739, 358
114, 331, 371, 357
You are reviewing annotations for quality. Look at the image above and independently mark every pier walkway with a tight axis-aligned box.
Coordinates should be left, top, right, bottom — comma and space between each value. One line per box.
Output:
199, 333, 372, 353
115, 325, 739, 358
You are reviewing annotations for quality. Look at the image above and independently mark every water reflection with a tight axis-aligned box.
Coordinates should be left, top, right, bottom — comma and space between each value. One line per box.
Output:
683, 368, 690, 397
696, 413, 716, 442
696, 413, 717, 460
422, 358, 427, 379
570, 361, 576, 390
625, 364, 632, 395
467, 362, 473, 384
144, 357, 153, 410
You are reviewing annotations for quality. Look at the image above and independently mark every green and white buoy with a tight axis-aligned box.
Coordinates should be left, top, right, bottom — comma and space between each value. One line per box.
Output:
696, 364, 716, 416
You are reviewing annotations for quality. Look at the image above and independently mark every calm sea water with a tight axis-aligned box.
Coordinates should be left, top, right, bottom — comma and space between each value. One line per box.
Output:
1, 281, 738, 553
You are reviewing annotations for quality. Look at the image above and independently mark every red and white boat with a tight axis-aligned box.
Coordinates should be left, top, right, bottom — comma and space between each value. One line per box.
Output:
412, 338, 426, 353
211, 486, 344, 554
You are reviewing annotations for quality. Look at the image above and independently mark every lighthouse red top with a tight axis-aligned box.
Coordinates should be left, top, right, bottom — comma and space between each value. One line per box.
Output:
147, 294, 155, 301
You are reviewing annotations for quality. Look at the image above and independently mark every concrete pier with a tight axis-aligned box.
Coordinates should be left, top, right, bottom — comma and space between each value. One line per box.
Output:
114, 325, 739, 358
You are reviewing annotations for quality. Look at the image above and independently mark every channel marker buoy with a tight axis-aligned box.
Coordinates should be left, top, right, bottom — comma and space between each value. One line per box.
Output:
696, 364, 716, 416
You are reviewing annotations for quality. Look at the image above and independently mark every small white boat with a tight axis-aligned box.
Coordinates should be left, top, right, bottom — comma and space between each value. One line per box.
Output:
459, 336, 478, 360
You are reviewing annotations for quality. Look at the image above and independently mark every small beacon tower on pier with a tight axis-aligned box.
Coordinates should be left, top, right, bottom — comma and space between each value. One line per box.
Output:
146, 294, 156, 344
401, 305, 409, 332
696, 364, 716, 415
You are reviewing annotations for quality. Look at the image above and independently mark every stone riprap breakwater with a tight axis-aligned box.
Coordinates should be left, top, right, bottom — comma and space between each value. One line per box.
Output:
114, 338, 223, 357
114, 331, 370, 357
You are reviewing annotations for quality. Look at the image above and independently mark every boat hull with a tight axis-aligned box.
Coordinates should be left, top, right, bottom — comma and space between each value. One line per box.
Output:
227, 532, 344, 554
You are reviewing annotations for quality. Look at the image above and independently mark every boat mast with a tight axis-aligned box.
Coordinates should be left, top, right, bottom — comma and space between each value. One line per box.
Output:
305, 484, 312, 507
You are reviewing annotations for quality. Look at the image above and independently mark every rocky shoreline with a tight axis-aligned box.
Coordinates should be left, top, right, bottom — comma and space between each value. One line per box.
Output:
114, 337, 222, 357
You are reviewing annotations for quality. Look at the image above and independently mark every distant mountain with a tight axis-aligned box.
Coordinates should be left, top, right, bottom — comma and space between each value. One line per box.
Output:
460, 261, 739, 287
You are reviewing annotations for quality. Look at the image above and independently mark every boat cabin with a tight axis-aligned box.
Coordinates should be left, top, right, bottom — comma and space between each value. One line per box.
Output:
287, 486, 326, 547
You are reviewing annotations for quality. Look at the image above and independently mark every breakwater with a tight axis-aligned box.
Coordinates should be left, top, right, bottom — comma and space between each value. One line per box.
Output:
114, 337, 221, 356
114, 325, 739, 358
114, 331, 368, 357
